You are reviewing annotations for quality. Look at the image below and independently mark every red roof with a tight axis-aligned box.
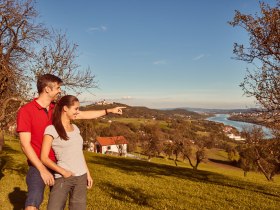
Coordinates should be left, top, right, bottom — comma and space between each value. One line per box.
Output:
96, 136, 128, 146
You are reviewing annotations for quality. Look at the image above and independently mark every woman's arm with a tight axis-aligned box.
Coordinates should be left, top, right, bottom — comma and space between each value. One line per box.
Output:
41, 134, 72, 178
83, 154, 93, 189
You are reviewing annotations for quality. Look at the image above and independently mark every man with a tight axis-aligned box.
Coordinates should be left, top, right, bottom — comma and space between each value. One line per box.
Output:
17, 74, 125, 210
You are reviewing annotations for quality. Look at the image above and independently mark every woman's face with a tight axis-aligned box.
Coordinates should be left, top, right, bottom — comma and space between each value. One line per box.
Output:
65, 101, 80, 120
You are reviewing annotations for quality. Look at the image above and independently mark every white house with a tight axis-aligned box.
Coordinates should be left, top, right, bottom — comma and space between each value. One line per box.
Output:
95, 136, 128, 156
226, 133, 245, 141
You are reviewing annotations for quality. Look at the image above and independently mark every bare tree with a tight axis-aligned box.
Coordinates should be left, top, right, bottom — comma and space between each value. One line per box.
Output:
240, 126, 280, 181
0, 0, 47, 151
0, 0, 46, 105
237, 146, 257, 177
0, 0, 97, 151
229, 0, 280, 181
31, 31, 97, 95
182, 140, 206, 170
229, 1, 280, 126
162, 141, 173, 159
170, 133, 184, 166
140, 124, 163, 161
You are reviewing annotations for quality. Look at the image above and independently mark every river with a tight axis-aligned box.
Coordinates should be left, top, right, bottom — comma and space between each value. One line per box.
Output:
207, 114, 272, 138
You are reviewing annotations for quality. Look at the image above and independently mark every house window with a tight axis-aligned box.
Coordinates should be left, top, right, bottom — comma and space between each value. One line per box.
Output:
107, 146, 111, 150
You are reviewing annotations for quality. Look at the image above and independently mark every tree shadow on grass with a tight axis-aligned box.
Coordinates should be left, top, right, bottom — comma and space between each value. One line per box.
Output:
98, 182, 151, 207
0, 144, 27, 177
8, 187, 27, 210
89, 155, 223, 181
2, 143, 21, 154
0, 158, 6, 180
208, 158, 238, 167
89, 155, 280, 198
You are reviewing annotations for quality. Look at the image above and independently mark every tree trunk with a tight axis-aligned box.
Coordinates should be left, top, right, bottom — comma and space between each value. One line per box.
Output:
186, 156, 195, 169
194, 159, 201, 170
256, 160, 273, 181
174, 154, 178, 166
243, 171, 247, 177
194, 154, 202, 170
0, 129, 4, 152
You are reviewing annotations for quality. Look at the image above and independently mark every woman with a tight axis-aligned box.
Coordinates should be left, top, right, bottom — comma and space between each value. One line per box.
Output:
41, 95, 93, 210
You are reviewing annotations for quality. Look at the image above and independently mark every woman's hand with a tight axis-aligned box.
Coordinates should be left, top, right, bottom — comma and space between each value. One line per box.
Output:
87, 173, 93, 189
62, 170, 73, 178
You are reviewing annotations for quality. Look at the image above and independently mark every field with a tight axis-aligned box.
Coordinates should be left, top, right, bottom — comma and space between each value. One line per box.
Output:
1, 139, 280, 210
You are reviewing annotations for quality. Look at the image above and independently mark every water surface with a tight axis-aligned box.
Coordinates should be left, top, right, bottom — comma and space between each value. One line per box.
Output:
207, 114, 272, 138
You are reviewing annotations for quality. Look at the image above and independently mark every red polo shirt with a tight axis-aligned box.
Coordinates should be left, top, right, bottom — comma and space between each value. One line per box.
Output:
17, 99, 56, 165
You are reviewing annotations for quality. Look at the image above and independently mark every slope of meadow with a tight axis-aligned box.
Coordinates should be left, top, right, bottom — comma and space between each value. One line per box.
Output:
0, 140, 279, 210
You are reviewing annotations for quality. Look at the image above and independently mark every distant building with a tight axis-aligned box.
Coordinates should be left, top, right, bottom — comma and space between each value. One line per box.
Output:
223, 126, 233, 133
226, 133, 245, 141
95, 136, 128, 156
95, 99, 113, 106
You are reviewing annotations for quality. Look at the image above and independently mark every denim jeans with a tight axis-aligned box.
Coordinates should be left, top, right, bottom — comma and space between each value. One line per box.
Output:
25, 166, 45, 209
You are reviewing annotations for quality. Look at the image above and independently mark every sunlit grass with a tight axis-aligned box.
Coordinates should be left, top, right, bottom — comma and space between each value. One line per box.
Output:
1, 140, 280, 210
111, 117, 169, 129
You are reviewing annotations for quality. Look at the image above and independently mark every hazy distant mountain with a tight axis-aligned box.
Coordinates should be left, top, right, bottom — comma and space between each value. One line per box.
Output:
81, 103, 203, 119
82, 102, 258, 116
179, 107, 258, 114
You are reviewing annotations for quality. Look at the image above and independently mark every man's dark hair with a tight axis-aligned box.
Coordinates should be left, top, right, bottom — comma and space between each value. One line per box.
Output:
37, 74, 63, 94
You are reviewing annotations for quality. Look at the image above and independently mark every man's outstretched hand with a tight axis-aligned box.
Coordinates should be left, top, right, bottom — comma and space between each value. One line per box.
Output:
109, 107, 126, 115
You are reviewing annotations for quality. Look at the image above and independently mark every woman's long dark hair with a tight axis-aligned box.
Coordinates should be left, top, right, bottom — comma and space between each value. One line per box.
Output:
52, 95, 79, 140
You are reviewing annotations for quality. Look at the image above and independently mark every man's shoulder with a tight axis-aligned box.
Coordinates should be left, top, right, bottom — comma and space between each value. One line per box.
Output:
19, 100, 36, 110
18, 101, 34, 115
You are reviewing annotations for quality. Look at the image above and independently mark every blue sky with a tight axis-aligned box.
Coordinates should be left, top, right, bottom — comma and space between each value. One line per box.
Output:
36, 0, 276, 109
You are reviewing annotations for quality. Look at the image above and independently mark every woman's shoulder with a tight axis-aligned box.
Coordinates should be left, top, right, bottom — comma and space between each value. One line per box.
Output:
44, 125, 57, 135
72, 124, 80, 133
46, 124, 55, 129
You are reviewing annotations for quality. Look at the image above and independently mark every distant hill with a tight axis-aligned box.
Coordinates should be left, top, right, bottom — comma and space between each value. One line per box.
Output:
81, 103, 203, 120
182, 107, 259, 114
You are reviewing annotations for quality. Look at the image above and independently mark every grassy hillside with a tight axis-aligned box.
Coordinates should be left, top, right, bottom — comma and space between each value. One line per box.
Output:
1, 139, 280, 210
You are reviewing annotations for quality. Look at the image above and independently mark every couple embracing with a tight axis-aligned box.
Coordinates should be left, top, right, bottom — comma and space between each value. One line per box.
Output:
17, 74, 125, 210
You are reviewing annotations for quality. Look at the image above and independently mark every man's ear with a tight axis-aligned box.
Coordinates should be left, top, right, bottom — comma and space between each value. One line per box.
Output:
45, 86, 51, 93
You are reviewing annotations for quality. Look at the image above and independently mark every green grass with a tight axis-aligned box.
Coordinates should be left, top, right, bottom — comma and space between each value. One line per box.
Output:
1, 140, 280, 210
111, 117, 170, 129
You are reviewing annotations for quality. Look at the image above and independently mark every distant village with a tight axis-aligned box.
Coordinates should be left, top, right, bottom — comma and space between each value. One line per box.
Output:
223, 126, 245, 141
94, 99, 114, 106
229, 111, 266, 125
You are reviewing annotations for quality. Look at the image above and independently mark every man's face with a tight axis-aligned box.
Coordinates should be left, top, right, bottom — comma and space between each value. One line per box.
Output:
46, 82, 61, 101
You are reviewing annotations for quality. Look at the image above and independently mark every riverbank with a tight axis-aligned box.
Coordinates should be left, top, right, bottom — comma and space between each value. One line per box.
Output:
227, 115, 267, 126
207, 114, 272, 138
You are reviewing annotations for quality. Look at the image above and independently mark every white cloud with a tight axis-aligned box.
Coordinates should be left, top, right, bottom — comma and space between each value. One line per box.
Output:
121, 96, 133, 100
193, 54, 205, 61
100, 26, 107, 31
87, 25, 107, 32
153, 60, 166, 65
